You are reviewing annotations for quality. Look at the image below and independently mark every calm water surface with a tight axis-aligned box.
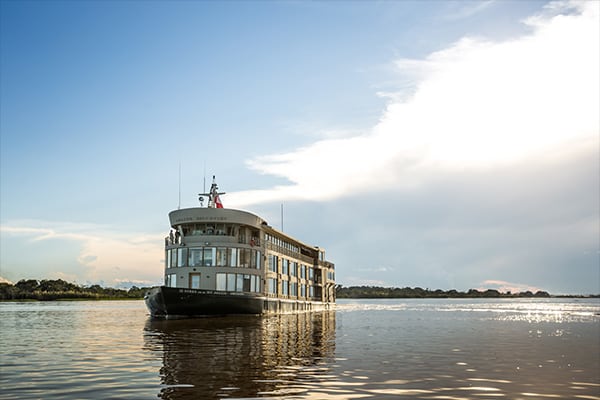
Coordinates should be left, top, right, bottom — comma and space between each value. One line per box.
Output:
1, 298, 598, 399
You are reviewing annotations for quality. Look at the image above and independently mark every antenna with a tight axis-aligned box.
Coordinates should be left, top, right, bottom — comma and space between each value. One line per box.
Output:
203, 162, 206, 195
178, 162, 181, 210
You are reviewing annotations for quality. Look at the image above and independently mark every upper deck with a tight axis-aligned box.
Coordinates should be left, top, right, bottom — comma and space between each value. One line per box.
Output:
169, 207, 267, 230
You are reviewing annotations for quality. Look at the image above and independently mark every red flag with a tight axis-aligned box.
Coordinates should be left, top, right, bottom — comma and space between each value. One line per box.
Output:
215, 194, 223, 208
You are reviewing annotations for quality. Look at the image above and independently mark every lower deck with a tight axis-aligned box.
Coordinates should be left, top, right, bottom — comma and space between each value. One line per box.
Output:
145, 286, 334, 318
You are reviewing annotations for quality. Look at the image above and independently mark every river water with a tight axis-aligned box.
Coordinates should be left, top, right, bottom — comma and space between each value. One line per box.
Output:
0, 298, 598, 399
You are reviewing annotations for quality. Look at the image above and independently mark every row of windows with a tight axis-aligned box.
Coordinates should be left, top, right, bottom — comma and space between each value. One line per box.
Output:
266, 278, 314, 298
166, 247, 262, 269
267, 255, 314, 279
182, 223, 236, 237
216, 273, 261, 293
265, 233, 300, 254
165, 273, 261, 294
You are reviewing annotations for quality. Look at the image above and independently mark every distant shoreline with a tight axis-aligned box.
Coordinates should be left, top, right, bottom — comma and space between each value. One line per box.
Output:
1, 280, 598, 301
336, 286, 599, 299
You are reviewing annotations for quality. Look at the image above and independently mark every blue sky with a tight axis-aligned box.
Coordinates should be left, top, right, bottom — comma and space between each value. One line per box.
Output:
1, 0, 598, 294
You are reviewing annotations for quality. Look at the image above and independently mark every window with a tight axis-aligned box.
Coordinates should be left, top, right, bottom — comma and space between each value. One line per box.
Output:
290, 282, 297, 296
216, 274, 226, 291
166, 274, 177, 288
229, 248, 239, 267
177, 248, 187, 267
282, 259, 288, 275
290, 262, 297, 277
241, 248, 251, 268
216, 248, 227, 267
190, 273, 201, 289
227, 273, 236, 291
236, 274, 244, 292
269, 255, 278, 272
282, 280, 289, 296
203, 248, 214, 266
243, 275, 251, 292
166, 249, 171, 268
170, 250, 177, 268
255, 251, 262, 269
300, 264, 306, 279
252, 276, 260, 293
300, 284, 306, 297
267, 278, 277, 294
189, 248, 203, 267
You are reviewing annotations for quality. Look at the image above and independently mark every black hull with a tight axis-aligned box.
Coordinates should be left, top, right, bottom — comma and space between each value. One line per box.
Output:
144, 286, 332, 318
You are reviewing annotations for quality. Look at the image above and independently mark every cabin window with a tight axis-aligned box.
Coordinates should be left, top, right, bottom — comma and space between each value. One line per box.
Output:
229, 248, 239, 267
177, 248, 187, 267
216, 248, 227, 267
189, 273, 201, 289
170, 250, 177, 268
166, 274, 177, 287
215, 224, 226, 235
282, 280, 289, 296
268, 255, 278, 272
267, 278, 277, 294
282, 259, 288, 275
251, 275, 260, 292
203, 248, 214, 266
216, 274, 226, 291
248, 249, 256, 268
189, 248, 202, 267
242, 275, 251, 292
255, 251, 262, 269
240, 248, 251, 268
225, 273, 235, 291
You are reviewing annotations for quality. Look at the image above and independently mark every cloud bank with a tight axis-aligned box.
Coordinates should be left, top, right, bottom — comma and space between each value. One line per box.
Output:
228, 0, 598, 208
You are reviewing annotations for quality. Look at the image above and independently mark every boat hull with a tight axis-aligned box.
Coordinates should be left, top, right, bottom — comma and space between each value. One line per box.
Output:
145, 286, 332, 318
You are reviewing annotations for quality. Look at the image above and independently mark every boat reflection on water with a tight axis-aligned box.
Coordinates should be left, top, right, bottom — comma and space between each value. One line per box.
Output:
144, 311, 336, 399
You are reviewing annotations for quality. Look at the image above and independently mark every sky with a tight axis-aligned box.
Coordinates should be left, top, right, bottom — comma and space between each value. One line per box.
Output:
0, 0, 598, 294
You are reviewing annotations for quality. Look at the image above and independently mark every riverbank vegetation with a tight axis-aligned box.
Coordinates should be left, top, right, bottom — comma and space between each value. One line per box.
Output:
335, 285, 599, 298
0, 279, 150, 301
1, 280, 596, 301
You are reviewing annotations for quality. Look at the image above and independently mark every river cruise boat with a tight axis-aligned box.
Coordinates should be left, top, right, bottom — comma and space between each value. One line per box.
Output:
145, 177, 336, 317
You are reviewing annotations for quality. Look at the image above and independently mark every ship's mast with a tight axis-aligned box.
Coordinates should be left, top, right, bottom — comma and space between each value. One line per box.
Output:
198, 175, 225, 208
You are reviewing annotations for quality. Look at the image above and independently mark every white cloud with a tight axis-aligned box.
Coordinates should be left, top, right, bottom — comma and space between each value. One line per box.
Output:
229, 0, 598, 209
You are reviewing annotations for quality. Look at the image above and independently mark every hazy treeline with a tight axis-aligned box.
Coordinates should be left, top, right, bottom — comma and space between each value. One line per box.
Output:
0, 279, 151, 301
335, 285, 554, 298
1, 280, 594, 301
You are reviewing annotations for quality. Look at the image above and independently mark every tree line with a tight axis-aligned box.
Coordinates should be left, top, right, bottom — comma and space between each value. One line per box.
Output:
1, 280, 594, 301
0, 279, 151, 301
335, 285, 553, 298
